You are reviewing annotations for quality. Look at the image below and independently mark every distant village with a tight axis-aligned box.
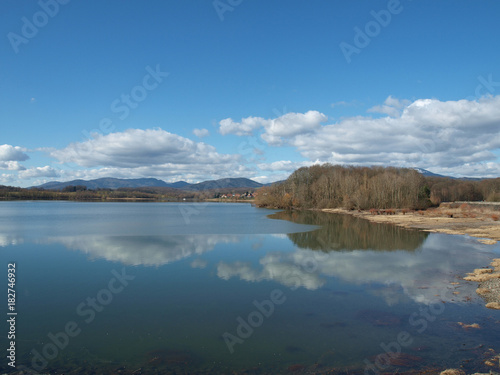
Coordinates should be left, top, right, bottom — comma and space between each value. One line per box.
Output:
213, 191, 256, 200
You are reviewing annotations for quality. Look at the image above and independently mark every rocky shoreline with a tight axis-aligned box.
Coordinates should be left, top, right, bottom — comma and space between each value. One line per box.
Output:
464, 259, 500, 310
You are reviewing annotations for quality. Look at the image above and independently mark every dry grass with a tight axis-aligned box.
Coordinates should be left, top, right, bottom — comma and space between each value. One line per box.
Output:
474, 268, 492, 274
464, 265, 500, 282
465, 258, 500, 310
485, 302, 500, 310
491, 258, 500, 269
464, 273, 500, 282
429, 203, 500, 221
460, 203, 470, 211
440, 370, 465, 375
476, 288, 491, 295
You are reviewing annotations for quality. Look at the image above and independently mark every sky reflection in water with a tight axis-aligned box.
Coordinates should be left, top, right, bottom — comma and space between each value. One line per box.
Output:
1, 202, 499, 373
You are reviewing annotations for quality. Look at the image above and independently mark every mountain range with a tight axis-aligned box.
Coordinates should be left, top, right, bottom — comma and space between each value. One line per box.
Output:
35, 177, 265, 191
412, 168, 482, 181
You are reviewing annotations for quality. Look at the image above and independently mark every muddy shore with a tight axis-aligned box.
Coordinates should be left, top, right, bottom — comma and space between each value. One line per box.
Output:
322, 204, 500, 314
321, 203, 500, 245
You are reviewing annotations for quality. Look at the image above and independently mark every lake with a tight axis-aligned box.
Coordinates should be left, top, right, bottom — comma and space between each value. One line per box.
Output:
1, 201, 499, 374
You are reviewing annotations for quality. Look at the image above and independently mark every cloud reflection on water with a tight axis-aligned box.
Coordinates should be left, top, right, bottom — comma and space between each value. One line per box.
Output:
215, 211, 495, 305
2, 209, 496, 306
41, 235, 240, 266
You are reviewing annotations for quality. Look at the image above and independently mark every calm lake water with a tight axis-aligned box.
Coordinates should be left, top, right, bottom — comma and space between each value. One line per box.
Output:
1, 201, 499, 374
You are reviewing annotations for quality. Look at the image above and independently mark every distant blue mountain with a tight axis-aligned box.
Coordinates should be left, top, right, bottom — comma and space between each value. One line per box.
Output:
183, 178, 263, 191
412, 168, 447, 178
34, 177, 264, 191
413, 167, 483, 180
168, 181, 191, 188
36, 178, 171, 190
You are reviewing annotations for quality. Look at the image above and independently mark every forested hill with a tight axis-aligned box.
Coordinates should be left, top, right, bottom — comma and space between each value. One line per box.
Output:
255, 164, 500, 210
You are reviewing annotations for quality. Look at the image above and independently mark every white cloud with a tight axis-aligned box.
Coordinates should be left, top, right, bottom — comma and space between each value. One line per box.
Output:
51, 128, 238, 168
218, 111, 327, 144
261, 111, 327, 145
219, 116, 269, 136
330, 100, 363, 108
0, 144, 29, 162
257, 160, 316, 172
18, 166, 60, 179
42, 128, 254, 182
190, 258, 208, 269
193, 128, 210, 138
0, 161, 26, 171
0, 174, 15, 185
251, 173, 290, 184
0, 234, 24, 247
368, 96, 411, 117
220, 96, 500, 177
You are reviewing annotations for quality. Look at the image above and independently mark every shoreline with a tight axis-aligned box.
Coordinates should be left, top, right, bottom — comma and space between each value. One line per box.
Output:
321, 204, 500, 313
321, 205, 500, 245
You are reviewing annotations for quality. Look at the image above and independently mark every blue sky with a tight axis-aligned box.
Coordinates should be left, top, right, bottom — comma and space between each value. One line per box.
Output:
1, 0, 500, 187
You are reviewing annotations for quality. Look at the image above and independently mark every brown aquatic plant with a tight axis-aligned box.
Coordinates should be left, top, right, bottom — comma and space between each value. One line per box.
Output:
491, 258, 500, 269
464, 267, 500, 282
440, 370, 465, 375
287, 363, 306, 372
485, 302, 500, 310
474, 268, 492, 274
457, 322, 480, 329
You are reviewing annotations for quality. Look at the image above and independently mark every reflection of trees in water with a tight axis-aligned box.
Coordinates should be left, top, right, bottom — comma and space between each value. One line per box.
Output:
269, 210, 428, 252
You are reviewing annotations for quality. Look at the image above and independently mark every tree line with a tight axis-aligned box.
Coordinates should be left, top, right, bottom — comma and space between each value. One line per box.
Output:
0, 186, 194, 201
255, 164, 500, 210
0, 185, 257, 201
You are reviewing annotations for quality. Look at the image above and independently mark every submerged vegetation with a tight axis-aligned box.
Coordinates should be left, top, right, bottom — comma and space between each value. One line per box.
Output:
255, 164, 500, 210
